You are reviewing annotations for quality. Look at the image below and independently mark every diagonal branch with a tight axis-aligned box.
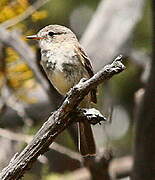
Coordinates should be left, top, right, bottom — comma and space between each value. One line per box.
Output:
0, 55, 125, 180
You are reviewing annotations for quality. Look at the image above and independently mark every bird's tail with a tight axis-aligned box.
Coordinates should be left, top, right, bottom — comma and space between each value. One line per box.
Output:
78, 120, 96, 157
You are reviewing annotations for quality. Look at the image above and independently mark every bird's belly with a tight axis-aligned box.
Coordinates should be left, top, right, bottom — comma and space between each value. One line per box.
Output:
41, 53, 88, 95
49, 69, 73, 95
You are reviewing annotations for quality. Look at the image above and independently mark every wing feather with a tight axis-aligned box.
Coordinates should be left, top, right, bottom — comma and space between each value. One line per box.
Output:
75, 45, 97, 103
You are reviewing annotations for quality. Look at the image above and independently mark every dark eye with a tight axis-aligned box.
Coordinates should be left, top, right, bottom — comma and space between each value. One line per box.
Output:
48, 31, 55, 36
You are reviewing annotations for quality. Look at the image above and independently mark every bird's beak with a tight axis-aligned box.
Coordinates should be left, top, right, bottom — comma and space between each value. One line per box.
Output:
26, 35, 46, 40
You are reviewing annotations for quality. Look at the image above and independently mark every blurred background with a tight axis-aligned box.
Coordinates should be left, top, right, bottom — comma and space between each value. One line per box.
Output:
0, 0, 152, 179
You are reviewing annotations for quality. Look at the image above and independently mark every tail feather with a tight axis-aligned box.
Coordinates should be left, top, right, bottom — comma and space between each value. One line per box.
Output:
91, 88, 97, 104
78, 120, 96, 157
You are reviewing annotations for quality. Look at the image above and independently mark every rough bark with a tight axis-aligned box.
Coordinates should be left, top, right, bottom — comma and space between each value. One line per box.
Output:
0, 55, 125, 180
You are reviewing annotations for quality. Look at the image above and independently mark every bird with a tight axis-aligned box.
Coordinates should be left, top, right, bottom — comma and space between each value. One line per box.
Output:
27, 25, 97, 157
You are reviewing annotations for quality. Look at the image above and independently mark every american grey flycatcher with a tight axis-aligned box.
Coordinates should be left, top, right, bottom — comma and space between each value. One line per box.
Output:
27, 25, 97, 157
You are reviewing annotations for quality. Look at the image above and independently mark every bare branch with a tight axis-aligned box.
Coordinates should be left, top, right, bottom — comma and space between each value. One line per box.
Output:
2, 85, 34, 126
52, 142, 82, 162
0, 55, 125, 180
0, 28, 57, 105
0, 128, 82, 162
59, 167, 90, 180
0, 128, 31, 144
0, 29, 48, 89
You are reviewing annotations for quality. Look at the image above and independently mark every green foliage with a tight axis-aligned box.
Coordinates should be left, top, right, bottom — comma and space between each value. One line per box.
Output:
133, 0, 152, 51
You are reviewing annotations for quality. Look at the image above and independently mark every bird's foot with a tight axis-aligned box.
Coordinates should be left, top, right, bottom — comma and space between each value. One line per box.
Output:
81, 108, 107, 125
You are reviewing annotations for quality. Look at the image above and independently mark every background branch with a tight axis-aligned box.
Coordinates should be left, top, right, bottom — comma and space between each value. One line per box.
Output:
0, 128, 82, 162
132, 0, 155, 179
81, 0, 145, 71
0, 29, 61, 109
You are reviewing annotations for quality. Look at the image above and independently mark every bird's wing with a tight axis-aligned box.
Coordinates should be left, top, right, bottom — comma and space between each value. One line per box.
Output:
75, 45, 97, 103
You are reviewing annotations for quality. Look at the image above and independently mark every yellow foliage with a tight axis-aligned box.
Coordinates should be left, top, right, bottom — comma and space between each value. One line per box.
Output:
23, 79, 36, 89
0, 0, 47, 103
4, 47, 36, 102
9, 63, 29, 73
6, 47, 20, 62
17, 0, 29, 7
0, 0, 7, 7
0, 0, 29, 23
18, 94, 37, 104
31, 11, 48, 22
0, 0, 47, 24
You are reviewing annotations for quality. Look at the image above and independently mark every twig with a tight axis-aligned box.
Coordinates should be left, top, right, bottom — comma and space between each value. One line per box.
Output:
0, 128, 32, 144
2, 85, 34, 126
0, 28, 58, 105
59, 167, 90, 180
0, 0, 49, 29
0, 55, 125, 180
0, 128, 82, 162
0, 29, 48, 90
0, 29, 63, 110
52, 142, 82, 162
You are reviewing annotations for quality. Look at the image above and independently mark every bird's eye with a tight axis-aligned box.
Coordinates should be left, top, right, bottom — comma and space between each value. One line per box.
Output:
48, 31, 55, 37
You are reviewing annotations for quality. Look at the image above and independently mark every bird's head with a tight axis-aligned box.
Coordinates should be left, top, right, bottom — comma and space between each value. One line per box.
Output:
27, 25, 77, 49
